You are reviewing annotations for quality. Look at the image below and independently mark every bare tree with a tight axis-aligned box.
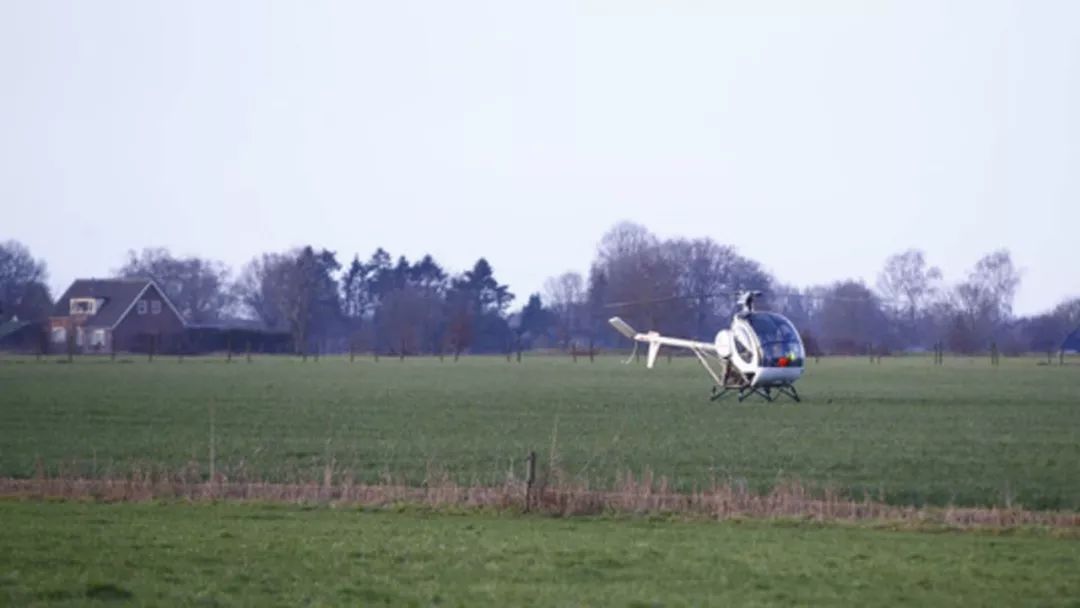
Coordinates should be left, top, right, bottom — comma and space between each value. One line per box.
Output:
593, 222, 681, 332
664, 237, 772, 339
817, 280, 889, 353
876, 249, 942, 345
234, 247, 342, 352
949, 249, 1021, 350
543, 271, 584, 348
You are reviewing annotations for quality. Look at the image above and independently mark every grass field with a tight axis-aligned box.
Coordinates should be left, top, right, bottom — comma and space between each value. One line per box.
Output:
1, 500, 1078, 606
2, 354, 1079, 508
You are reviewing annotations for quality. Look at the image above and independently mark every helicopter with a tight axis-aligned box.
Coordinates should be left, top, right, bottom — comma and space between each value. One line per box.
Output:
608, 291, 807, 402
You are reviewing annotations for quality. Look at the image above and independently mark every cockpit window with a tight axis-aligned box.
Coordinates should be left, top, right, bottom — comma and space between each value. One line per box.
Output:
747, 313, 804, 368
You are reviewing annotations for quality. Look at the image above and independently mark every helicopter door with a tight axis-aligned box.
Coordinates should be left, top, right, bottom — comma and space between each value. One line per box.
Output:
729, 322, 760, 376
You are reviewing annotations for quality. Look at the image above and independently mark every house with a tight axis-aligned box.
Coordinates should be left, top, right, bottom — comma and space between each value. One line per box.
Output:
49, 279, 186, 353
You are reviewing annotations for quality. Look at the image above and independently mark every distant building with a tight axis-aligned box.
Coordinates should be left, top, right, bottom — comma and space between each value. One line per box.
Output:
1063, 328, 1080, 354
0, 317, 43, 352
49, 278, 186, 353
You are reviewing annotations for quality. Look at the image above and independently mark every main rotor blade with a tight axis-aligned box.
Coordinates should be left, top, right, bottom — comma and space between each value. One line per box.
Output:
603, 289, 896, 309
603, 292, 738, 309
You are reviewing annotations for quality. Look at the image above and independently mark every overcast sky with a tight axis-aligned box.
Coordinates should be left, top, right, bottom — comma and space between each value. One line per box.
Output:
2, 0, 1078, 315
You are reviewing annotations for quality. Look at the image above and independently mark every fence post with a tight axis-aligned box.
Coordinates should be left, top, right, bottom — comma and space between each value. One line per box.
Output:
524, 451, 536, 512
226, 334, 233, 363
246, 341, 252, 363
571, 344, 577, 363
1061, 350, 1065, 366
589, 339, 595, 363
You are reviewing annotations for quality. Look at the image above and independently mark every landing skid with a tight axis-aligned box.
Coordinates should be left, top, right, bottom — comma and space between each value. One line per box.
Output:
710, 383, 800, 403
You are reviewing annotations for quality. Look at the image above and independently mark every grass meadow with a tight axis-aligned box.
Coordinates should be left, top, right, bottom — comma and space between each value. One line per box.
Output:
2, 353, 1078, 509
2, 500, 1078, 606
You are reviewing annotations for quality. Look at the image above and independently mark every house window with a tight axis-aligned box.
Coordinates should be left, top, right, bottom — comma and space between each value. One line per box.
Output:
90, 329, 106, 348
76, 327, 85, 346
151, 300, 162, 315
51, 326, 66, 344
137, 301, 148, 315
70, 298, 97, 315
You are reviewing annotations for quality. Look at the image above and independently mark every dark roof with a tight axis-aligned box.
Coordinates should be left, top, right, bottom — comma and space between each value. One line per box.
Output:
187, 318, 288, 333
51, 278, 154, 328
1064, 328, 1080, 352
0, 319, 35, 341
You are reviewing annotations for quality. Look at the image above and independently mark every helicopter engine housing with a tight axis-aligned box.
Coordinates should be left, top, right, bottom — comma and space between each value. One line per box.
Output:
714, 329, 732, 358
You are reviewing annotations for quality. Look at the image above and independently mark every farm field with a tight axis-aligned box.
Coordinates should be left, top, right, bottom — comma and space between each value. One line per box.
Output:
1, 355, 1079, 508
1, 500, 1078, 606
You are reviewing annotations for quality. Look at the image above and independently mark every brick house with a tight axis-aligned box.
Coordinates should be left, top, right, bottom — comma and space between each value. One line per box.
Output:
49, 279, 186, 353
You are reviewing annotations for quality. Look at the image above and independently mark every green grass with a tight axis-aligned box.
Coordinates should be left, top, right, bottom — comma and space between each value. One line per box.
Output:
1, 355, 1079, 508
1, 500, 1078, 606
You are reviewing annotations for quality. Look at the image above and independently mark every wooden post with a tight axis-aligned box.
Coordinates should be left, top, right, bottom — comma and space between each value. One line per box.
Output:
516, 339, 522, 363
66, 329, 74, 363
374, 350, 380, 362
524, 451, 536, 512
246, 341, 252, 363
226, 334, 233, 363
667, 351, 672, 365
589, 339, 595, 363
1061, 350, 1066, 366
571, 344, 577, 363
208, 400, 216, 484
349, 341, 355, 363
399, 338, 405, 362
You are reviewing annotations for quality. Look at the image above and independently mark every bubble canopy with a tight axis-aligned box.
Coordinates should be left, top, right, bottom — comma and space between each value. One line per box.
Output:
744, 312, 804, 368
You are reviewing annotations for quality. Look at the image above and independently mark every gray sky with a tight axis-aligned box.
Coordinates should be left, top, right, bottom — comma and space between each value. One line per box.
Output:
2, 0, 1078, 315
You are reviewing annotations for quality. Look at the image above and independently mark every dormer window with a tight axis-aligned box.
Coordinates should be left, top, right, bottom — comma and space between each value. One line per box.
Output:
70, 298, 97, 315
137, 301, 148, 315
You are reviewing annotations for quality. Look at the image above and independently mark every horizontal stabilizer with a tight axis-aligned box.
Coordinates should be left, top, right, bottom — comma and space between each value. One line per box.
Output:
608, 317, 637, 340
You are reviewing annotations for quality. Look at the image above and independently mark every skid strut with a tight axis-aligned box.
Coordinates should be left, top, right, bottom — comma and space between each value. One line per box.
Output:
711, 383, 800, 403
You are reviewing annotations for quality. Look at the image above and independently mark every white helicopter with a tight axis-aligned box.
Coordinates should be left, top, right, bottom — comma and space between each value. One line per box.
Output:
609, 291, 806, 402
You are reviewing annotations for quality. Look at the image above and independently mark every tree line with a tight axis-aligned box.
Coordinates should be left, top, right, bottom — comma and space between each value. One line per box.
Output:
2, 223, 1078, 355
